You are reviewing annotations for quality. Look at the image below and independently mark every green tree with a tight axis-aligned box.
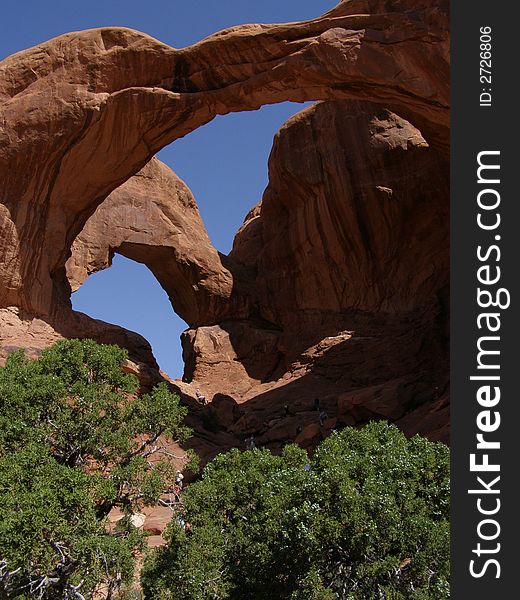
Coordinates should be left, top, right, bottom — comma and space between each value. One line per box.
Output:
142, 422, 450, 600
0, 339, 193, 599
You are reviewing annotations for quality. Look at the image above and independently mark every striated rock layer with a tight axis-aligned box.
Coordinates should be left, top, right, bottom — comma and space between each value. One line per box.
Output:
0, 0, 450, 461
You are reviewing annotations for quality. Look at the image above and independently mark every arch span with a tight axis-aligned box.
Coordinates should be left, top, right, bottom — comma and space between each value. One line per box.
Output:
0, 0, 449, 317
66, 157, 244, 327
0, 1, 450, 444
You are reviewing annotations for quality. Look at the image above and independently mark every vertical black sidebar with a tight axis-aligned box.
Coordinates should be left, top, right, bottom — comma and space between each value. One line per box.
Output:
451, 1, 518, 597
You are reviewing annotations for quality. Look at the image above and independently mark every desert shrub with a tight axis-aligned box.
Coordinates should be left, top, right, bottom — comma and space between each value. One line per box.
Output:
142, 422, 450, 600
0, 339, 193, 599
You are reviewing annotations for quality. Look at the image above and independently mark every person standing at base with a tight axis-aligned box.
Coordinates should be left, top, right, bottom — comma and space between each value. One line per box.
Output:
195, 388, 207, 405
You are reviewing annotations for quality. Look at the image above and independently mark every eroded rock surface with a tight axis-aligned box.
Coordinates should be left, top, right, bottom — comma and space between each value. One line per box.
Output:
0, 0, 448, 321
182, 99, 449, 446
232, 100, 449, 324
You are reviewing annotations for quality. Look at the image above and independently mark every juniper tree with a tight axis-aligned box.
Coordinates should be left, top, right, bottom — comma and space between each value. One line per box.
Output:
0, 339, 194, 599
142, 422, 450, 600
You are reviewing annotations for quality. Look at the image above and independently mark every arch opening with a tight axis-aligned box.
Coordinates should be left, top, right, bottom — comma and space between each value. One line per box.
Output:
67, 101, 317, 380
159, 101, 316, 254
71, 254, 187, 379
0, 2, 450, 444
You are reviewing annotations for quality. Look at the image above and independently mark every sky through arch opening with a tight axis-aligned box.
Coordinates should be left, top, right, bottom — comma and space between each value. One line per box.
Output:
71, 100, 316, 378
72, 254, 188, 378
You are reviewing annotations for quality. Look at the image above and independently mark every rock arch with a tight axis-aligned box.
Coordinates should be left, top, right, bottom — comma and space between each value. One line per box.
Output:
0, 0, 448, 319
65, 157, 243, 327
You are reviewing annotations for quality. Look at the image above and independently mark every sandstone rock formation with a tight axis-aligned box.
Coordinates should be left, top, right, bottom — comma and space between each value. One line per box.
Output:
181, 99, 449, 445
0, 0, 450, 465
231, 100, 449, 322
0, 0, 448, 321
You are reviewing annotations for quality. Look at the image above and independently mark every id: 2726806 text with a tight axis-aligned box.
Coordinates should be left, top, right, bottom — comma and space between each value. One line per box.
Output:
480, 26, 492, 107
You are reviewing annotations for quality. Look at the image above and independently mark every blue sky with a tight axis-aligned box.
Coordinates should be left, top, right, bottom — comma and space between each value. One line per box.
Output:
1, 0, 336, 378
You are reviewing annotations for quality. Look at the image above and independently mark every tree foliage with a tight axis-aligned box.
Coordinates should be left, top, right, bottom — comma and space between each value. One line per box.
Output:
0, 339, 192, 599
142, 422, 450, 600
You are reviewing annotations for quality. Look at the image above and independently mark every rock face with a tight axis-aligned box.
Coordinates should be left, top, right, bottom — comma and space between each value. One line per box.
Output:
0, 0, 450, 457
182, 99, 449, 445
239, 101, 449, 318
